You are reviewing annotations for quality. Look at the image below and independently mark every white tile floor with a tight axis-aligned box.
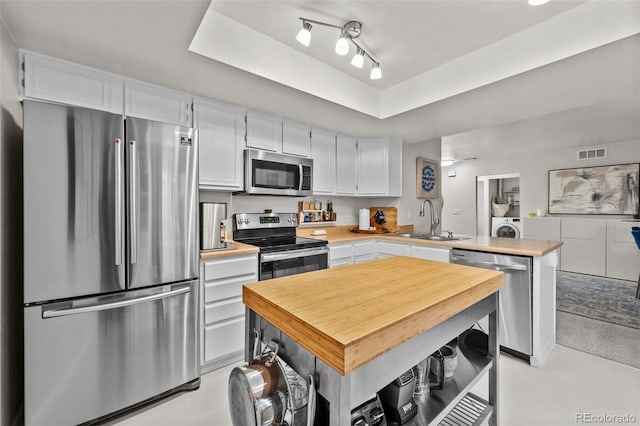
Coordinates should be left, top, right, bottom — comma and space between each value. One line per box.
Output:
107, 345, 640, 426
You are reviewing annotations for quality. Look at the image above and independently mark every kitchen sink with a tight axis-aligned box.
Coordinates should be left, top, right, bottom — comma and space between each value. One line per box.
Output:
388, 233, 471, 241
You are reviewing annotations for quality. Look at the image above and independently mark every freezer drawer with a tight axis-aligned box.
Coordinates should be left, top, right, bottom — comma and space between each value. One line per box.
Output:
24, 280, 199, 426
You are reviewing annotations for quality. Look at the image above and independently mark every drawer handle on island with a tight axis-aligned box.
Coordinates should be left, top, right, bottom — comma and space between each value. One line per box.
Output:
450, 257, 528, 272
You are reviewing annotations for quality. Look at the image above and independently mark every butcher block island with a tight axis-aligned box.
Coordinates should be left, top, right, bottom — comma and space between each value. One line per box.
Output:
240, 256, 504, 426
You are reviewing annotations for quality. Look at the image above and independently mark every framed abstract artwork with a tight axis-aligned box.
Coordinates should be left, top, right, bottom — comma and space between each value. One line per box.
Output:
548, 163, 639, 214
416, 157, 441, 199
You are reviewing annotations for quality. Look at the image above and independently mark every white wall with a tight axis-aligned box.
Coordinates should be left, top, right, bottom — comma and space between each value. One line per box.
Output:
0, 13, 23, 426
371, 139, 442, 231
441, 139, 640, 235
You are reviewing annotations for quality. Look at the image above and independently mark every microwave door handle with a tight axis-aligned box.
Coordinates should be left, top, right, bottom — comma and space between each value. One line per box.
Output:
298, 164, 303, 190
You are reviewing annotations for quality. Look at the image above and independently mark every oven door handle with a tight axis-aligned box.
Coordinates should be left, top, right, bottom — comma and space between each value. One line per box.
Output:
261, 246, 329, 263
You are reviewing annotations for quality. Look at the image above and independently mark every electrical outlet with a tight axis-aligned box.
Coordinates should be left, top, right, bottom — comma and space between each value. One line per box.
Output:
452, 209, 461, 215
407, 210, 412, 219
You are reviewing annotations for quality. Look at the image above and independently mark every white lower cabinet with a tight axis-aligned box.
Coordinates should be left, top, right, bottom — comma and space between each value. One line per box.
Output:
376, 241, 410, 259
606, 220, 640, 280
331, 239, 451, 267
410, 244, 450, 263
354, 240, 376, 263
200, 254, 258, 373
560, 218, 606, 275
329, 243, 354, 268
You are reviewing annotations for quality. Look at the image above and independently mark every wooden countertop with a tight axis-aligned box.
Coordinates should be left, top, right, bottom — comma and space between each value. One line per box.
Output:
297, 226, 562, 256
243, 256, 503, 375
200, 241, 259, 260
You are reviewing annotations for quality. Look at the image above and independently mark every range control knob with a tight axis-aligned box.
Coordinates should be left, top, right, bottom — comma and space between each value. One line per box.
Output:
244, 218, 250, 224
237, 219, 243, 225
287, 217, 292, 223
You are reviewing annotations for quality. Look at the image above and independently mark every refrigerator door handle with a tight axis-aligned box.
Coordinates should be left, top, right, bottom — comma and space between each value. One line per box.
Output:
129, 139, 138, 264
42, 285, 191, 319
115, 138, 123, 265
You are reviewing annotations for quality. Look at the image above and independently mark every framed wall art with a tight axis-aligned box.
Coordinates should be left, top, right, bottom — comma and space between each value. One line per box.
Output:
548, 163, 639, 215
416, 157, 441, 199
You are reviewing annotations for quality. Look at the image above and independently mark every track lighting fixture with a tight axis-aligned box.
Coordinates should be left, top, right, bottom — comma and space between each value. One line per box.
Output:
350, 48, 364, 68
296, 17, 381, 80
296, 21, 312, 47
370, 62, 382, 80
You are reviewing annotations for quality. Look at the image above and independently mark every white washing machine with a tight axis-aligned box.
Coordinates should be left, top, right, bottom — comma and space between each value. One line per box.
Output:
491, 217, 522, 238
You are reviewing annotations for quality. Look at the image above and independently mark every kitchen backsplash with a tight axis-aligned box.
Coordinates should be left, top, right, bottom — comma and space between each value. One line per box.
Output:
199, 191, 376, 229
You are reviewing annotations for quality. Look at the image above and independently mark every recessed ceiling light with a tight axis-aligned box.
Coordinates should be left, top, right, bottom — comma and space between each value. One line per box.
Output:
441, 159, 456, 167
528, 0, 550, 6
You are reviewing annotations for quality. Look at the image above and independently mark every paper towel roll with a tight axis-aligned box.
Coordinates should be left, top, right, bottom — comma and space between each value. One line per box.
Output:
359, 208, 370, 230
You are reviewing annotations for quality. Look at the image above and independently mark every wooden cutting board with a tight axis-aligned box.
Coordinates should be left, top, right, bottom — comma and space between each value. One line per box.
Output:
369, 206, 398, 233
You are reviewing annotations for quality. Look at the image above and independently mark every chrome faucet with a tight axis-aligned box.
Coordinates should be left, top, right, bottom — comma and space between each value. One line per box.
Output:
419, 199, 441, 236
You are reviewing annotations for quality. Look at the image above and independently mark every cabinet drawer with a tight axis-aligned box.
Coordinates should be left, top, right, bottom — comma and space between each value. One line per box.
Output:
204, 317, 245, 362
561, 218, 606, 240
411, 245, 450, 263
353, 241, 375, 256
330, 244, 353, 260
204, 297, 244, 325
330, 257, 354, 268
203, 256, 257, 281
354, 254, 375, 264
377, 241, 409, 257
204, 275, 255, 303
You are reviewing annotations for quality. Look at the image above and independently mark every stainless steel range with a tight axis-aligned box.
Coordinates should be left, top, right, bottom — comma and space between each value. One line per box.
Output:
233, 213, 329, 280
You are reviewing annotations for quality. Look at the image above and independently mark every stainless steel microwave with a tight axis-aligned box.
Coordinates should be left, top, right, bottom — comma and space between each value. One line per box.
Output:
244, 149, 313, 196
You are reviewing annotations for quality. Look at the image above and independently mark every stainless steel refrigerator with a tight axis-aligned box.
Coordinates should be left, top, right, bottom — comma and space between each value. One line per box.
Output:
23, 100, 200, 426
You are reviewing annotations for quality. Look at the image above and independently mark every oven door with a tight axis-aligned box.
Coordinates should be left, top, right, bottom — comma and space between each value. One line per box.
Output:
259, 246, 329, 280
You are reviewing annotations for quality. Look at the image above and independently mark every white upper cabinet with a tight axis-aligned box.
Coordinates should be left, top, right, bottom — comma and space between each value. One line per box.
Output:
245, 110, 282, 152
20, 50, 124, 114
282, 120, 311, 157
336, 134, 357, 195
356, 137, 402, 197
311, 128, 336, 194
194, 98, 245, 191
357, 137, 388, 196
124, 80, 192, 127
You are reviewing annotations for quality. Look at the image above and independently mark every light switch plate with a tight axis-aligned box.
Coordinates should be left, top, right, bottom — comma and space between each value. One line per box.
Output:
448, 170, 457, 177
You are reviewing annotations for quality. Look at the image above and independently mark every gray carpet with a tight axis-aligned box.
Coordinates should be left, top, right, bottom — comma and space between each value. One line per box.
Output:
556, 271, 640, 330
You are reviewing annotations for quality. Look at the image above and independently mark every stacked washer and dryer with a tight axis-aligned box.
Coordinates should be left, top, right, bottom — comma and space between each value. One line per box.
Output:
490, 176, 522, 238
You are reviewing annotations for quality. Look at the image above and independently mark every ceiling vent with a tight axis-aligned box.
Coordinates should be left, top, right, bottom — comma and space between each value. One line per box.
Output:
577, 146, 607, 160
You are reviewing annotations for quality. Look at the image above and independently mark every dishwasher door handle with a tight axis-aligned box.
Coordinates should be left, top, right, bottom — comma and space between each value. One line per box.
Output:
451, 257, 528, 271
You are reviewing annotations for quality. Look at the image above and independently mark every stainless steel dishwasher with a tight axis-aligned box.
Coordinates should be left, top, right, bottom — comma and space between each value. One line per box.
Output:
450, 248, 533, 358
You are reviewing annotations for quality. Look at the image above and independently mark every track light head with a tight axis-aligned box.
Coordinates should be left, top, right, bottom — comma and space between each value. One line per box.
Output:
351, 48, 364, 68
296, 21, 312, 47
370, 62, 382, 80
335, 33, 350, 56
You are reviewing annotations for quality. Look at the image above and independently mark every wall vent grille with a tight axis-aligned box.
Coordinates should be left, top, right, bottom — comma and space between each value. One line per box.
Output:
577, 147, 607, 160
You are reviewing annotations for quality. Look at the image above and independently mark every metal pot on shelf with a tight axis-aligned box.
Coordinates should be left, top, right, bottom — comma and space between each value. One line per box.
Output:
228, 332, 316, 426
